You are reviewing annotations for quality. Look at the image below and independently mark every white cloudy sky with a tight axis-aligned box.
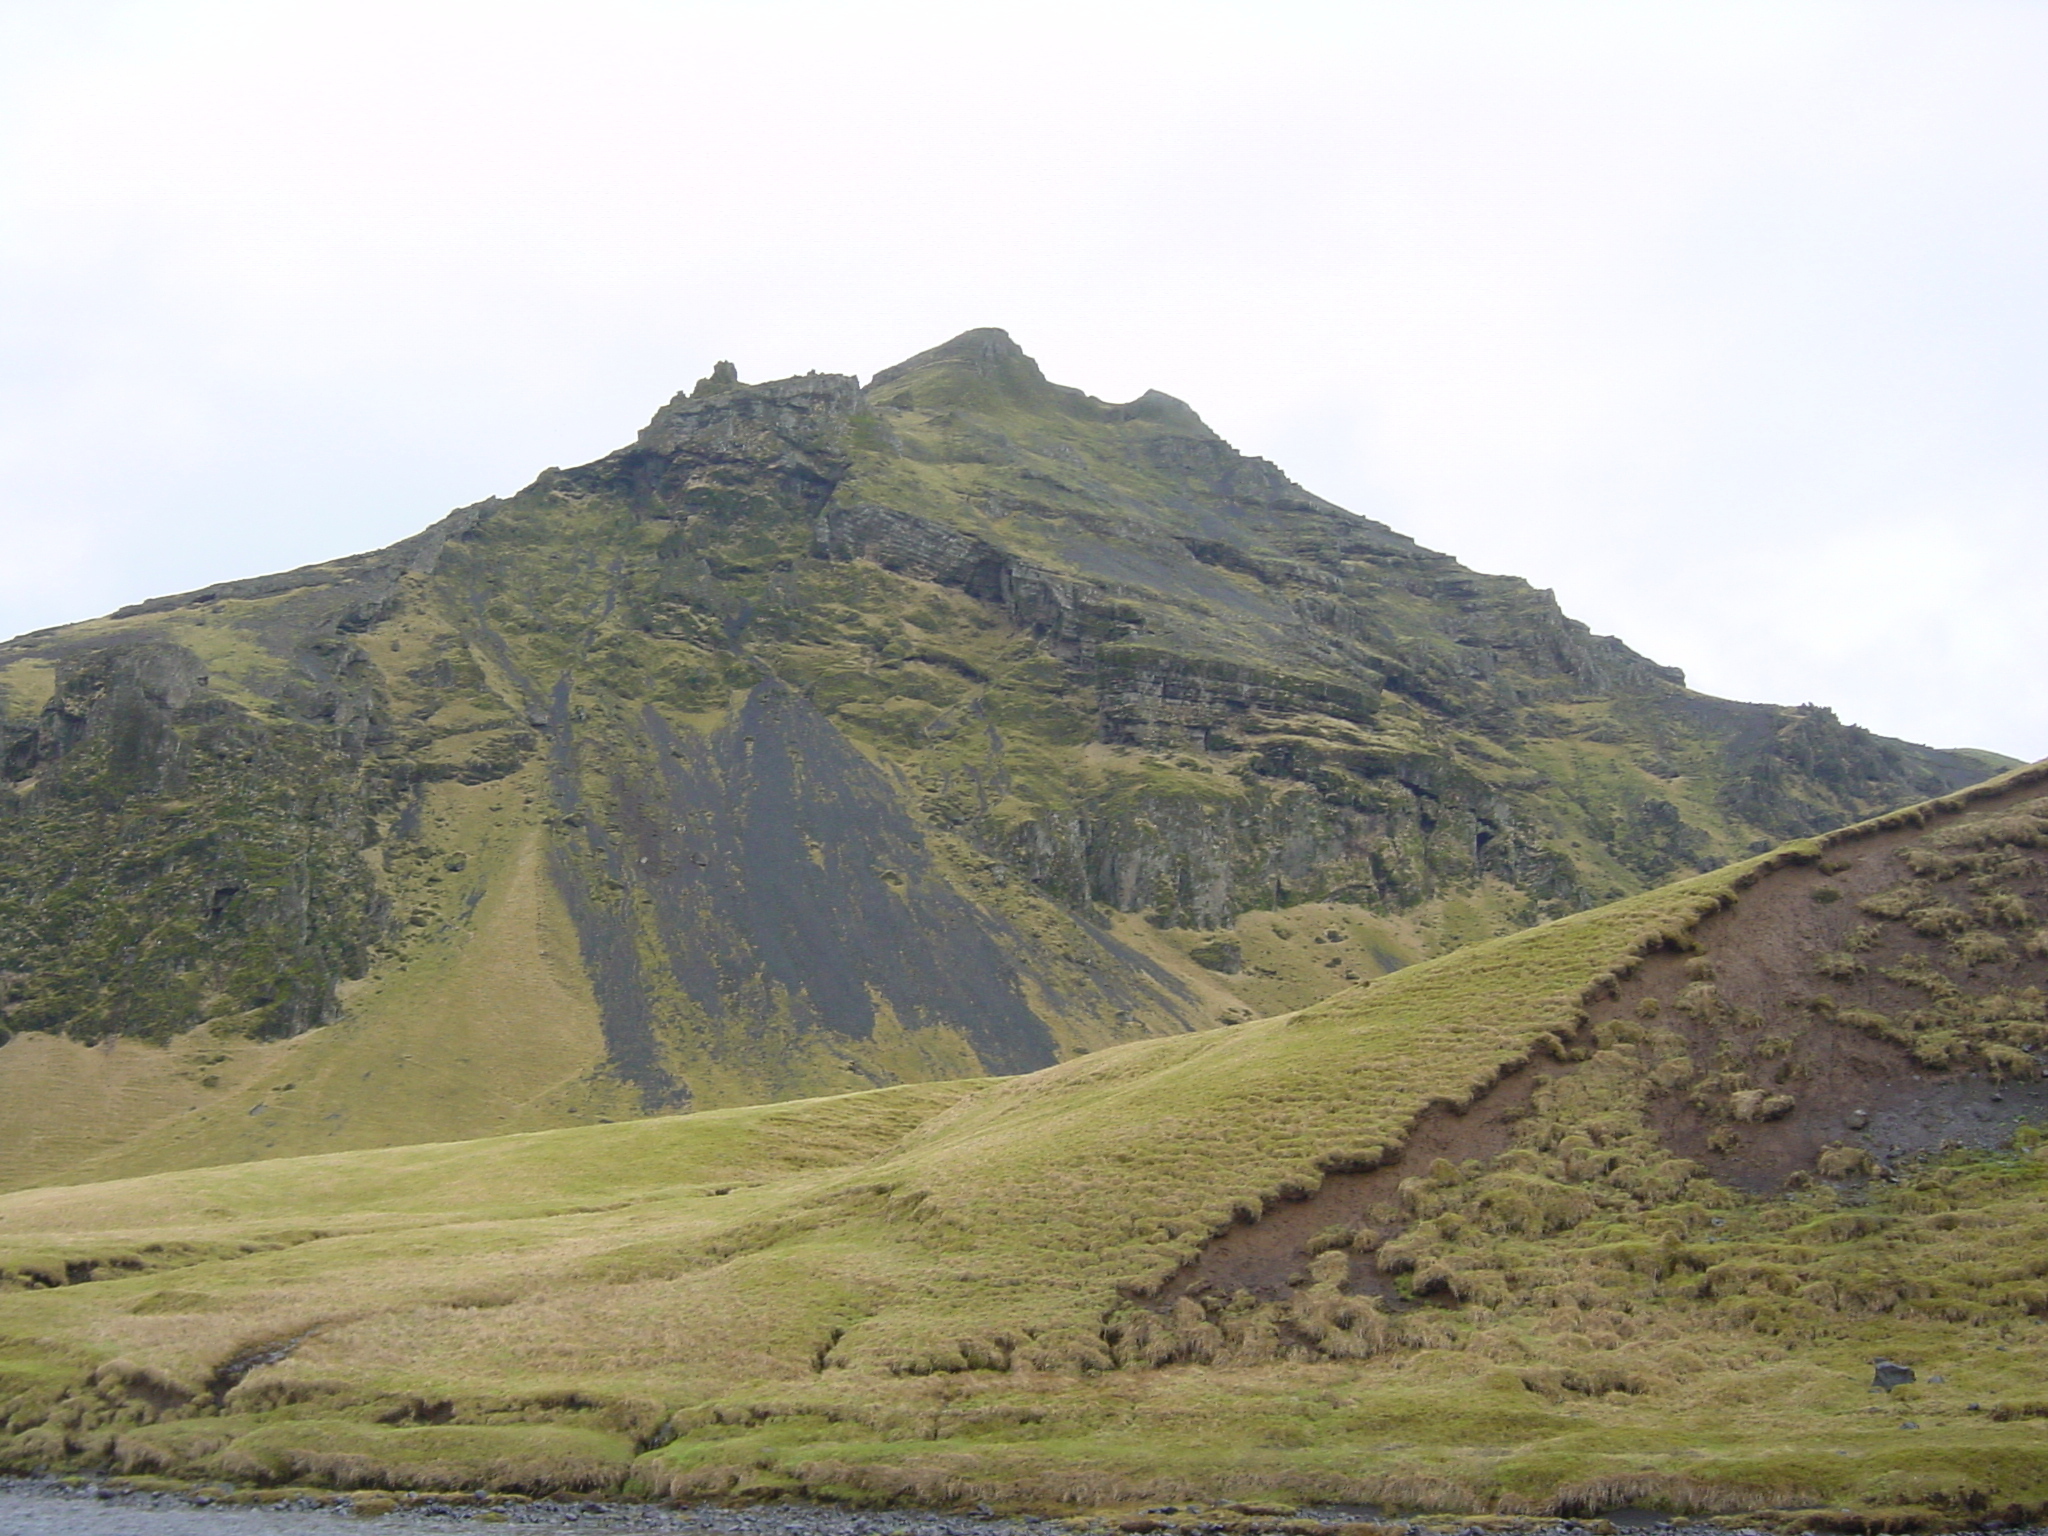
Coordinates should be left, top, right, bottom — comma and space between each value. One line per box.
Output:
2, 0, 2043, 758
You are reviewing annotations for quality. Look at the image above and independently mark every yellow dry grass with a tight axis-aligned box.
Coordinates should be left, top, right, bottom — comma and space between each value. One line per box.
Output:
4, 764, 2048, 1516
0, 1028, 289, 1187
0, 770, 630, 1191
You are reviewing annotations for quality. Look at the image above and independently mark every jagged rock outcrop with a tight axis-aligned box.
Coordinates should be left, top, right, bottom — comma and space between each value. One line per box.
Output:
0, 638, 382, 1043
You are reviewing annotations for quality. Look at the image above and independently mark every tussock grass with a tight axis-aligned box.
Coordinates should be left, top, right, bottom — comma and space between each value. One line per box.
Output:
5, 763, 2048, 1512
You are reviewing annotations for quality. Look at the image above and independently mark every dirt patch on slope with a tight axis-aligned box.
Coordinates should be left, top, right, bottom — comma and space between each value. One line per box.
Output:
1154, 1062, 1561, 1304
1155, 766, 2048, 1307
1607, 780, 2048, 1192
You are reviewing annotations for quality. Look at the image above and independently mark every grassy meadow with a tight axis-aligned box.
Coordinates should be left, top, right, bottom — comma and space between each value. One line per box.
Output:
4, 767, 2048, 1521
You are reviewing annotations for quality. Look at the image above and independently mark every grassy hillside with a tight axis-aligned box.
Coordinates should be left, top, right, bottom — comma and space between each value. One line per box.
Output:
0, 332, 1998, 1189
4, 763, 2047, 1520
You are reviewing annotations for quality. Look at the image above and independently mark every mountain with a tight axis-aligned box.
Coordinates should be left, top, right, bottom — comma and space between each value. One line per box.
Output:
4, 763, 2047, 1518
0, 329, 2000, 1188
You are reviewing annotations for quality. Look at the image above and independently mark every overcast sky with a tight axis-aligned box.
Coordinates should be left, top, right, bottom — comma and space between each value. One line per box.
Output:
2, 1, 2042, 759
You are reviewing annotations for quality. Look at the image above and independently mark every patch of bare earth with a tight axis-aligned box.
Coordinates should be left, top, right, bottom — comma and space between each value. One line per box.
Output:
1154, 1064, 1558, 1305
1157, 772, 2048, 1308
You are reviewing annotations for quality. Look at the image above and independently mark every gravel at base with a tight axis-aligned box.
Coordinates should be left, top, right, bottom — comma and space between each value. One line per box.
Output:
1, 1479, 1050, 1536
0, 1479, 2034, 1536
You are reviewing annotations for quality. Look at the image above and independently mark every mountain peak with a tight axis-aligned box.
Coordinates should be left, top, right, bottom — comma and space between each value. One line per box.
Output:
867, 327, 1051, 402
913, 325, 1031, 366
0, 328, 2002, 1198
866, 328, 1217, 438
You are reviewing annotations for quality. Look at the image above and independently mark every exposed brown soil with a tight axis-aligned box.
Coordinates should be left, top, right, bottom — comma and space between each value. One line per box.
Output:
1154, 1062, 1561, 1305
1620, 782, 2048, 1192
1157, 771, 2048, 1307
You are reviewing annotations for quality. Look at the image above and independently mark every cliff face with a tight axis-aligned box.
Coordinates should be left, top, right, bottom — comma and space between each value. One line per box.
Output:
0, 329, 1996, 1183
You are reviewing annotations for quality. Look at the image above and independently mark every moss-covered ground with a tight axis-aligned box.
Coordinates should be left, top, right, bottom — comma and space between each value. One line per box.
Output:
3, 767, 2047, 1519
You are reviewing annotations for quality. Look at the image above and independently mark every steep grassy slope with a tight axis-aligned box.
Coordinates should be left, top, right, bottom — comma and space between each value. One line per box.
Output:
3, 765, 2047, 1518
0, 331, 2000, 1186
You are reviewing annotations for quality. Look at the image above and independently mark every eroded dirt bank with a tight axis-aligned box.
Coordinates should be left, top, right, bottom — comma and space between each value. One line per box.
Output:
1157, 770, 2048, 1310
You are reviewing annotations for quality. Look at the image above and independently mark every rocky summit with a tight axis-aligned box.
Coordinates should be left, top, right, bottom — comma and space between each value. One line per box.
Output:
0, 330, 2001, 1187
